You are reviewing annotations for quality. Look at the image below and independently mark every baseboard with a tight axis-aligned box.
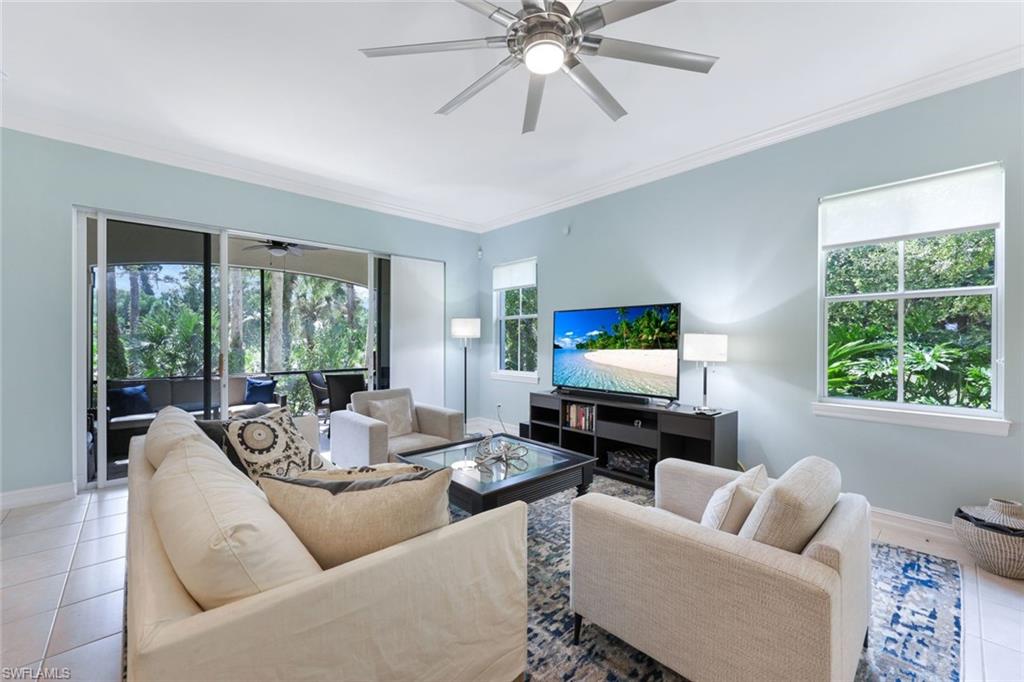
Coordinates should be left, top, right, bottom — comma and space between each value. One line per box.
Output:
0, 481, 77, 510
871, 506, 956, 543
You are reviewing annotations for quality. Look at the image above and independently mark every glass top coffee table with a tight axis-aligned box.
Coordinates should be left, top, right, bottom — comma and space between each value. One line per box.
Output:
396, 434, 596, 514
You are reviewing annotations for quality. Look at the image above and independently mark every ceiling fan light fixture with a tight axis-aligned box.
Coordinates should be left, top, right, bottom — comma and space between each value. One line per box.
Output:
523, 34, 566, 75
268, 246, 289, 257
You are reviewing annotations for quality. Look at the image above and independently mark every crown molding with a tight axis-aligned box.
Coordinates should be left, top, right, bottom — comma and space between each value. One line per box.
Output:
4, 48, 1020, 235
479, 47, 1023, 231
1, 112, 485, 233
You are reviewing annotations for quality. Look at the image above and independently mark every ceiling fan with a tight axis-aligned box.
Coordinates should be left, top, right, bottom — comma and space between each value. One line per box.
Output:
360, 0, 718, 133
242, 240, 326, 258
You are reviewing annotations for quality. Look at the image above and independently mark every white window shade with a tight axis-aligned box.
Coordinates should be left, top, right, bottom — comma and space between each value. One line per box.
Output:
493, 258, 536, 290
820, 163, 1003, 248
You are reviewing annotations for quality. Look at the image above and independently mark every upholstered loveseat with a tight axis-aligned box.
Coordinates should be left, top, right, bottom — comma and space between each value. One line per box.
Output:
127, 409, 527, 681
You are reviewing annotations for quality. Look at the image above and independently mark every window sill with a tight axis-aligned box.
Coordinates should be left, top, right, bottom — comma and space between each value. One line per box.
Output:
491, 370, 539, 384
811, 401, 1011, 437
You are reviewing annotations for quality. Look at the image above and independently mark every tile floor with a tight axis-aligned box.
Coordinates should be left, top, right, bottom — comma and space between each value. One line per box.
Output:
1, 484, 1022, 681
1, 485, 127, 681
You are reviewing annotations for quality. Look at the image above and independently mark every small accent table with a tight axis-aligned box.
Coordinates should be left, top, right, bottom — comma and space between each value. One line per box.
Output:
396, 434, 596, 514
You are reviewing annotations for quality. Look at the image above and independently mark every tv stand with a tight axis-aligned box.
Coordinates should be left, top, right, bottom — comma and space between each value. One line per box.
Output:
527, 391, 738, 490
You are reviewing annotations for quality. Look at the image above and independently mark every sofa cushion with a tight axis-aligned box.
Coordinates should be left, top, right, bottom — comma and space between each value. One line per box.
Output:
143, 406, 215, 470
700, 464, 768, 534
150, 439, 322, 610
244, 377, 277, 404
368, 396, 413, 437
108, 384, 152, 419
225, 407, 328, 482
738, 456, 841, 553
261, 467, 451, 569
387, 432, 450, 456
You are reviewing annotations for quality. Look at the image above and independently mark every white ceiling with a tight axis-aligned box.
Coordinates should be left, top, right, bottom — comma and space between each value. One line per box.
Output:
2, 2, 1021, 232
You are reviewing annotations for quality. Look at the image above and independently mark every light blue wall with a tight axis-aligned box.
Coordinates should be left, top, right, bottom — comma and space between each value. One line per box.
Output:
477, 71, 1024, 522
0, 129, 481, 492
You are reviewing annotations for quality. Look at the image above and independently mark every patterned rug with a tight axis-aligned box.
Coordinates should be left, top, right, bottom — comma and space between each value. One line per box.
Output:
450, 477, 963, 682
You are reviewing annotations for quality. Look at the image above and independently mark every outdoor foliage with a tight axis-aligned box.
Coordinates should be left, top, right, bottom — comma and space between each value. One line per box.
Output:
501, 286, 538, 372
826, 230, 994, 409
574, 306, 680, 351
102, 264, 368, 415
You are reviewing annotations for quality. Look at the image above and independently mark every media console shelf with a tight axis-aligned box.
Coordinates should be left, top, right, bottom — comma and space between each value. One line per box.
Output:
528, 391, 738, 489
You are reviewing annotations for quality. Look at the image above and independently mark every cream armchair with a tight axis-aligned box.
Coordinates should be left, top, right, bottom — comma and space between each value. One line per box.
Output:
570, 458, 871, 682
330, 388, 464, 467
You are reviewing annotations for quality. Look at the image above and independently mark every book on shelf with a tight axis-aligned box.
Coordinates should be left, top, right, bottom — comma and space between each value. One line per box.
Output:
565, 403, 594, 432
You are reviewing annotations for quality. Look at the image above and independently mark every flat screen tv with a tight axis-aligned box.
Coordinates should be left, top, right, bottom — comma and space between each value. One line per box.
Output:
552, 303, 681, 400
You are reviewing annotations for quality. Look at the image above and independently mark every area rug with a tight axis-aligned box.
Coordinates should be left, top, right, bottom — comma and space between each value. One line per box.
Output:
451, 477, 963, 682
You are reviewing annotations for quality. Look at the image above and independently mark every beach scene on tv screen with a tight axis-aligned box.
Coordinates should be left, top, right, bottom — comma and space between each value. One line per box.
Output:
553, 305, 680, 397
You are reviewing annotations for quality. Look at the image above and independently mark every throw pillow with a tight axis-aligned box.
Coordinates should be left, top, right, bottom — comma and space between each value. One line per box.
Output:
150, 440, 322, 610
244, 377, 277, 404
739, 456, 841, 553
196, 403, 275, 475
108, 384, 152, 419
225, 406, 328, 482
143, 406, 215, 470
700, 464, 769, 534
300, 462, 428, 481
261, 467, 451, 568
367, 396, 413, 437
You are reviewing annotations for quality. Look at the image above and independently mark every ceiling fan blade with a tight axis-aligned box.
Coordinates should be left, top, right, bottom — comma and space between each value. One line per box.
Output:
576, 0, 673, 32
561, 55, 626, 121
455, 0, 518, 28
296, 245, 327, 251
522, 73, 545, 133
580, 35, 717, 73
436, 55, 520, 115
242, 244, 267, 252
522, 0, 547, 12
361, 36, 507, 58
553, 0, 584, 14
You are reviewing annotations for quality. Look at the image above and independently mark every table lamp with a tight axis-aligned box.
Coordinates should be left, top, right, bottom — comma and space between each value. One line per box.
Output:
682, 333, 728, 414
451, 318, 481, 426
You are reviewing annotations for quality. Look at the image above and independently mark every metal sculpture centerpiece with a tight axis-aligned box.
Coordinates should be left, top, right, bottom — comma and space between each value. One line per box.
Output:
360, 0, 719, 133
473, 433, 531, 474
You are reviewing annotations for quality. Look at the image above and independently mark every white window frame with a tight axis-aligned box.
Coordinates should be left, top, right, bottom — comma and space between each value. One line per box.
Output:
492, 258, 539, 383
814, 165, 1009, 436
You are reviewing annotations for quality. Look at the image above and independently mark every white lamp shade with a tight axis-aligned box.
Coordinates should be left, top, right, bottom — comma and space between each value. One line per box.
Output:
683, 333, 728, 362
451, 318, 481, 339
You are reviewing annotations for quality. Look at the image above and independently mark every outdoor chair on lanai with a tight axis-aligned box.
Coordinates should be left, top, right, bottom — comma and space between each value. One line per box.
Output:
306, 371, 331, 423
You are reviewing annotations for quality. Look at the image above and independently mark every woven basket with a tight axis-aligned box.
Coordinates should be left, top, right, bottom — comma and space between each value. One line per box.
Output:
952, 498, 1024, 580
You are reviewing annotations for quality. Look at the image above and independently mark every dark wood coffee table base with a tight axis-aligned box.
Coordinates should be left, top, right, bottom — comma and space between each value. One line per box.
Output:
448, 463, 594, 515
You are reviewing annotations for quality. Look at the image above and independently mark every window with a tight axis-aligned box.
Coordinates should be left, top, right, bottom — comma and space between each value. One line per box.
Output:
493, 258, 538, 378
818, 164, 1004, 421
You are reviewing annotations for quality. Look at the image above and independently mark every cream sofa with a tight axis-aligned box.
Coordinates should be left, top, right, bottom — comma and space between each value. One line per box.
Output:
127, 412, 527, 681
330, 388, 464, 467
570, 458, 871, 682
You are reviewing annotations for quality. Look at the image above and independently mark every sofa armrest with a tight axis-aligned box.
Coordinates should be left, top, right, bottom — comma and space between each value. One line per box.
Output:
133, 502, 528, 682
571, 493, 842, 682
330, 409, 389, 467
415, 404, 464, 441
802, 493, 873, 680
654, 458, 742, 522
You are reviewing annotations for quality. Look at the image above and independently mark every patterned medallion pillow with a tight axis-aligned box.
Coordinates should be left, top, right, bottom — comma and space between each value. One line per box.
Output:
367, 396, 413, 437
261, 467, 451, 568
701, 464, 769, 534
196, 403, 275, 475
225, 407, 329, 482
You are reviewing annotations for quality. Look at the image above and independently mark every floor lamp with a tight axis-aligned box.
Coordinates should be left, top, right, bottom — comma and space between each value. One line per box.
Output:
682, 333, 728, 414
451, 318, 481, 425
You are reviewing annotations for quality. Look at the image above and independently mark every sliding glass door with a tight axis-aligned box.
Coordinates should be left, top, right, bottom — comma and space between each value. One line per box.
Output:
90, 217, 220, 484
